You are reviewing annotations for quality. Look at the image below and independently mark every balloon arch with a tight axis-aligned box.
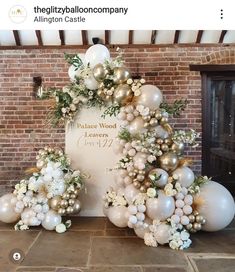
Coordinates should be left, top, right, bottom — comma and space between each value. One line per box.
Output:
0, 44, 234, 249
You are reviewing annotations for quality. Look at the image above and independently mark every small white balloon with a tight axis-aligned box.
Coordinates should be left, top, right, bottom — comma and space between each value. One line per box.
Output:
42, 210, 62, 231
129, 215, 138, 224
183, 205, 192, 215
108, 206, 128, 228
155, 224, 171, 245
181, 215, 190, 225
137, 204, 146, 213
128, 205, 138, 215
84, 74, 99, 90
134, 217, 152, 239
173, 166, 195, 188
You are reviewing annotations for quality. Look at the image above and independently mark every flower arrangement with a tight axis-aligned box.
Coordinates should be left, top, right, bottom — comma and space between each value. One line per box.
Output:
0, 147, 85, 233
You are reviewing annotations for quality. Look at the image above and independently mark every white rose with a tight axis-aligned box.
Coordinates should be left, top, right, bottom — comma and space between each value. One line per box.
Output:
56, 223, 67, 233
70, 104, 76, 112
147, 188, 157, 198
127, 78, 133, 85
61, 108, 67, 113
180, 231, 190, 241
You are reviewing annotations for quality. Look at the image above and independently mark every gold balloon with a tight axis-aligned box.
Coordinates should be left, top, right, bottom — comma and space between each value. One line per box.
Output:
195, 215, 204, 223
164, 138, 173, 145
66, 206, 74, 214
113, 67, 131, 84
161, 144, 169, 152
189, 214, 195, 223
60, 199, 68, 208
171, 142, 184, 156
93, 64, 108, 81
159, 152, 179, 172
62, 193, 70, 200
113, 84, 133, 106
73, 200, 81, 214
68, 199, 75, 206
186, 223, 193, 230
70, 194, 77, 199
74, 189, 80, 196
49, 196, 61, 211
193, 222, 202, 231
58, 208, 66, 215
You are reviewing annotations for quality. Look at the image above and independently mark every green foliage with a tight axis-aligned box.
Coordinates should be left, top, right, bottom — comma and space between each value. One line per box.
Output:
188, 176, 211, 194
64, 53, 83, 69
160, 99, 189, 117
118, 128, 131, 142
101, 104, 121, 118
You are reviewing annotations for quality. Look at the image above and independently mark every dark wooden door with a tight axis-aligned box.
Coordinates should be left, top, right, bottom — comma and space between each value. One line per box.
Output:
202, 72, 235, 195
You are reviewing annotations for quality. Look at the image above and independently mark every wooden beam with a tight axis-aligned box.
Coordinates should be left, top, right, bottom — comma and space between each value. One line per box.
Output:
151, 30, 157, 44
128, 30, 133, 44
81, 30, 88, 45
0, 43, 234, 51
174, 30, 180, 44
35, 30, 43, 46
219, 30, 227, 43
196, 30, 203, 43
59, 30, 65, 45
13, 30, 21, 46
105, 30, 110, 44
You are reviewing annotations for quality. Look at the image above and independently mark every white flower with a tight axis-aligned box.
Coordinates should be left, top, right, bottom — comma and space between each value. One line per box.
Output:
70, 104, 76, 112
127, 78, 133, 85
61, 108, 67, 113
73, 97, 80, 104
144, 232, 158, 247
140, 78, 146, 84
107, 90, 113, 96
169, 240, 179, 250
180, 231, 190, 241
147, 188, 156, 198
56, 223, 67, 233
20, 224, 29, 231
147, 155, 156, 163
134, 89, 141, 96
173, 174, 179, 180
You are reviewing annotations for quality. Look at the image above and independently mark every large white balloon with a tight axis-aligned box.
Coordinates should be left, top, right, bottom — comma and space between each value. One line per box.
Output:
172, 166, 195, 188
128, 117, 146, 136
0, 193, 20, 223
108, 206, 128, 228
85, 44, 110, 67
42, 210, 62, 230
148, 168, 169, 188
194, 181, 235, 231
146, 191, 175, 221
124, 184, 140, 204
135, 85, 163, 110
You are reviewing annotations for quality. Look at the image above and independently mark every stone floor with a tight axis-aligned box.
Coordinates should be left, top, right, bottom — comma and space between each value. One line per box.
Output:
0, 217, 234, 272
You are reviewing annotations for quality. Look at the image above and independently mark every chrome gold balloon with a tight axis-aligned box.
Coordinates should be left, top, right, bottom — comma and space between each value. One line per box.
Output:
113, 84, 133, 106
73, 200, 81, 213
93, 63, 108, 81
113, 67, 131, 84
159, 152, 179, 172
171, 142, 185, 156
49, 196, 61, 211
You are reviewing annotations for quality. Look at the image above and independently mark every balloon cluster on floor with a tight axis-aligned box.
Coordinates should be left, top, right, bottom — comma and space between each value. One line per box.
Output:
39, 44, 235, 249
0, 147, 84, 233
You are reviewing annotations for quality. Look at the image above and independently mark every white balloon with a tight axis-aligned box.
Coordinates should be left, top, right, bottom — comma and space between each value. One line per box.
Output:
155, 223, 171, 245
134, 217, 152, 239
85, 44, 110, 67
194, 181, 235, 231
128, 117, 146, 136
103, 205, 109, 216
42, 210, 62, 230
136, 85, 163, 110
124, 184, 140, 204
108, 206, 128, 228
146, 191, 175, 221
0, 193, 20, 223
173, 166, 195, 188
21, 208, 33, 225
148, 168, 169, 188
84, 74, 99, 90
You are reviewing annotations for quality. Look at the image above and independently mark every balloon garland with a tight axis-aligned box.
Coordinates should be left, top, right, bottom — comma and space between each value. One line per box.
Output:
3, 44, 234, 249
0, 147, 84, 233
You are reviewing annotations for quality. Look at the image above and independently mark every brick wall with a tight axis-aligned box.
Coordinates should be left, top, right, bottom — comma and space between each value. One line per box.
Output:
1, 45, 235, 195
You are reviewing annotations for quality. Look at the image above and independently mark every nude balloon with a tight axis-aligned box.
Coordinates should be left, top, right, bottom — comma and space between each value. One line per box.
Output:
42, 210, 62, 231
146, 191, 175, 221
108, 206, 128, 228
194, 181, 235, 231
135, 85, 163, 110
0, 193, 20, 223
172, 166, 195, 188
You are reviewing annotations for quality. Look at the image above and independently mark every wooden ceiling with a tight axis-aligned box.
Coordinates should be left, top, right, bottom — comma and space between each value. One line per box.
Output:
0, 30, 235, 49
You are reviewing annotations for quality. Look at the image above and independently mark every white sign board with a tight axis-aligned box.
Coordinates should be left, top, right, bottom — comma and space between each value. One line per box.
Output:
65, 108, 121, 216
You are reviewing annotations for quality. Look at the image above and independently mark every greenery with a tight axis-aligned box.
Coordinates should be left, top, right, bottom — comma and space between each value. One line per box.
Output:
64, 53, 83, 69
188, 176, 211, 194
101, 104, 121, 118
160, 99, 189, 117
118, 128, 131, 142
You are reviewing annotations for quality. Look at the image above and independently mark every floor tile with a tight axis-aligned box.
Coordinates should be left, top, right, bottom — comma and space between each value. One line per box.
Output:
68, 217, 106, 231
0, 230, 39, 269
187, 230, 235, 253
142, 267, 188, 272
22, 231, 91, 267
90, 237, 187, 266
56, 267, 141, 272
17, 268, 55, 271
193, 257, 235, 272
